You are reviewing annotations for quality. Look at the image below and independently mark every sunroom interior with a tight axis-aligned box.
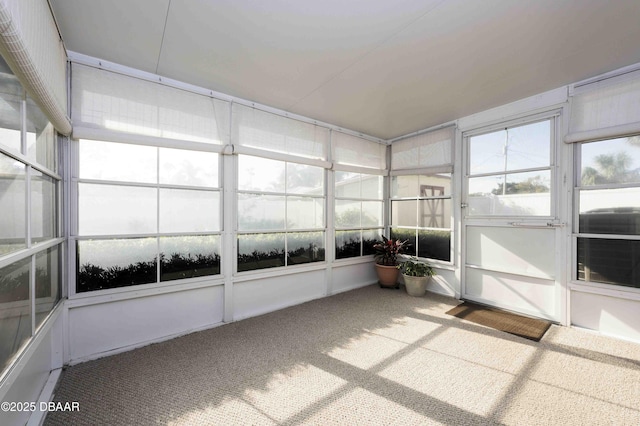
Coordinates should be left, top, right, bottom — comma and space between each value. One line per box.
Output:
1, 0, 640, 424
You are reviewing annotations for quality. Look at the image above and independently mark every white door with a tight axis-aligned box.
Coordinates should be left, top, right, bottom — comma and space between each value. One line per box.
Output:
462, 114, 564, 321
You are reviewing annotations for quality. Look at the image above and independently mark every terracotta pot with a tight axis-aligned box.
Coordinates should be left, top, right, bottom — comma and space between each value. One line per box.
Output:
375, 264, 399, 288
402, 274, 430, 297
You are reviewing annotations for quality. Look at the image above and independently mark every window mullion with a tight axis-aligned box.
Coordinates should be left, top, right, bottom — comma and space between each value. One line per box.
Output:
156, 147, 161, 283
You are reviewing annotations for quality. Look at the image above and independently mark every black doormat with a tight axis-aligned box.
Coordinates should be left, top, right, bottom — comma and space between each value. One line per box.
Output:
446, 301, 552, 341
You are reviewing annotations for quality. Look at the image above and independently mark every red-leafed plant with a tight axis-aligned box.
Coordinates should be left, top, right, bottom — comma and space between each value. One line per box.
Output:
373, 236, 409, 266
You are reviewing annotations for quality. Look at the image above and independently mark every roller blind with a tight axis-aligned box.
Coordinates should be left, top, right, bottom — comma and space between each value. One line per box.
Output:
72, 64, 230, 145
0, 0, 70, 135
566, 69, 640, 143
232, 103, 329, 161
332, 131, 386, 172
391, 126, 454, 171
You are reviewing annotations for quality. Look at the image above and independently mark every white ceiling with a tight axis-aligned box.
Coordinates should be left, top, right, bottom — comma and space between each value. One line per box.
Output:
50, 0, 640, 140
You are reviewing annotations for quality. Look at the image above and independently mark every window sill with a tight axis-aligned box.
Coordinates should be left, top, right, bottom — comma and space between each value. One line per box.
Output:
67, 275, 225, 307
234, 261, 328, 282
569, 281, 640, 302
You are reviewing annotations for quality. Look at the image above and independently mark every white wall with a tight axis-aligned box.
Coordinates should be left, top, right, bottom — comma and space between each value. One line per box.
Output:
233, 269, 326, 321
67, 284, 224, 363
571, 289, 640, 342
331, 261, 378, 295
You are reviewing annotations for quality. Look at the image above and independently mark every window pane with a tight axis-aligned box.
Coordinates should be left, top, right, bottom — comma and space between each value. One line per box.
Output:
31, 171, 57, 243
579, 188, 640, 235
419, 199, 451, 228
0, 154, 26, 255
420, 174, 452, 196
393, 174, 452, 198
238, 193, 285, 230
362, 229, 382, 256
390, 228, 416, 256
78, 183, 157, 235
160, 235, 220, 281
159, 189, 220, 233
26, 98, 56, 171
0, 127, 21, 155
79, 140, 157, 183
391, 200, 417, 227
287, 196, 323, 229
287, 232, 325, 265
418, 229, 451, 261
0, 65, 23, 154
362, 201, 383, 227
237, 233, 285, 271
286, 163, 323, 195
469, 120, 550, 175
0, 257, 31, 374
77, 238, 157, 292
577, 238, 640, 288
336, 230, 360, 259
35, 246, 60, 329
581, 137, 640, 187
335, 171, 360, 198
391, 175, 419, 198
159, 148, 218, 187
238, 156, 285, 192
335, 200, 360, 228
468, 170, 551, 216
361, 175, 383, 199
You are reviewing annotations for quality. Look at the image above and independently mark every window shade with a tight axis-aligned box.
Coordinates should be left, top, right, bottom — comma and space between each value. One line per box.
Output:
566, 69, 640, 143
391, 126, 454, 170
0, 0, 70, 135
232, 103, 328, 161
71, 64, 230, 145
332, 131, 386, 171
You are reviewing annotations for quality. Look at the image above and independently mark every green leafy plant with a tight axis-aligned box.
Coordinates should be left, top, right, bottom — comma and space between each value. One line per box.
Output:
373, 235, 409, 266
397, 256, 435, 277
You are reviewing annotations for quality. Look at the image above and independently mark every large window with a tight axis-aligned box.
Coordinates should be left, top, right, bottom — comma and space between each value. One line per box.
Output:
391, 174, 452, 261
576, 136, 640, 288
467, 120, 553, 217
332, 131, 387, 259
75, 140, 222, 292
237, 155, 325, 271
390, 126, 454, 262
0, 55, 61, 376
335, 172, 383, 259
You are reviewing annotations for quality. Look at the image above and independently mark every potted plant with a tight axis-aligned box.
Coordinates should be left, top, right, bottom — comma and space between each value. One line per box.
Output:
397, 257, 435, 297
373, 236, 408, 288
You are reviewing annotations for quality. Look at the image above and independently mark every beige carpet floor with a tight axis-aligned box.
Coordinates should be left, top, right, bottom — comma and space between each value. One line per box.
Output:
45, 285, 640, 425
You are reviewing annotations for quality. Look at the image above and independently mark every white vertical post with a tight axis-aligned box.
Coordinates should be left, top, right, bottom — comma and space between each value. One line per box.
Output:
222, 105, 236, 322
560, 110, 573, 327
384, 144, 391, 237
67, 139, 78, 298
325, 130, 334, 296
30, 254, 36, 336
156, 147, 161, 283
454, 127, 463, 299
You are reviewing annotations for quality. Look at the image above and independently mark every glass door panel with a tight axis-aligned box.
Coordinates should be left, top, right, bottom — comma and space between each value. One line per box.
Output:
463, 117, 562, 321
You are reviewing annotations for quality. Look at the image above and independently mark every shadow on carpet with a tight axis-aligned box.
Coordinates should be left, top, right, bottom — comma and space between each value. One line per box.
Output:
446, 301, 552, 341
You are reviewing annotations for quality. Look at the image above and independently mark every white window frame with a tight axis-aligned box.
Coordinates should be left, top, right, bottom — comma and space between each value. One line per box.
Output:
70, 138, 225, 298
235, 154, 327, 274
571, 136, 640, 295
